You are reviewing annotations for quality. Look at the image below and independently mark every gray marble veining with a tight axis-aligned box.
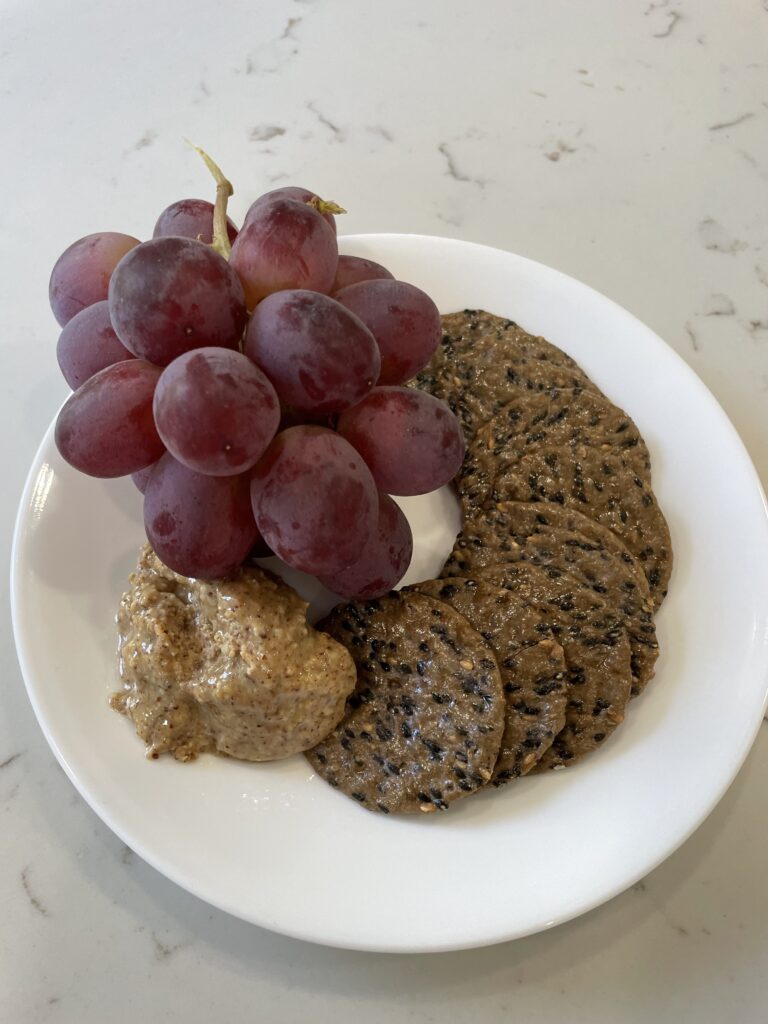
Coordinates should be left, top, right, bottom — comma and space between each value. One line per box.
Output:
2, 0, 768, 1021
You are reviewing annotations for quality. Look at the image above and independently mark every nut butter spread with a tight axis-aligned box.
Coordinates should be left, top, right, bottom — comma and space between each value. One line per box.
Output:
112, 545, 356, 762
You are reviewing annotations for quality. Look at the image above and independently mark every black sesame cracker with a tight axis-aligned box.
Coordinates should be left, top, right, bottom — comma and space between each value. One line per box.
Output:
410, 578, 568, 782
438, 561, 634, 771
442, 501, 659, 695
411, 310, 598, 444
454, 381, 672, 607
457, 387, 652, 517
306, 592, 504, 814
467, 446, 672, 609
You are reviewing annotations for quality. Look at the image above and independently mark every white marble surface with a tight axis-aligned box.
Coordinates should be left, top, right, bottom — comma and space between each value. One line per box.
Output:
2, 0, 768, 1019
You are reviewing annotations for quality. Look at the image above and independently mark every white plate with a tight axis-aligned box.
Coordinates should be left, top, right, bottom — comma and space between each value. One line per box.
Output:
11, 234, 768, 953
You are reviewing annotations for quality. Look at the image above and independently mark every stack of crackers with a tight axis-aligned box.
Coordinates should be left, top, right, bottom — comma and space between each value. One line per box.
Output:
307, 311, 672, 813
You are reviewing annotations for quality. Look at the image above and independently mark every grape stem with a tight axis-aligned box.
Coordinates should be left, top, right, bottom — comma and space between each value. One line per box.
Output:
185, 140, 234, 260
308, 196, 347, 217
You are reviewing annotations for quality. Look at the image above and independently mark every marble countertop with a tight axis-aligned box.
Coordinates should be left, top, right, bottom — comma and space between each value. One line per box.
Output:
2, 0, 768, 1020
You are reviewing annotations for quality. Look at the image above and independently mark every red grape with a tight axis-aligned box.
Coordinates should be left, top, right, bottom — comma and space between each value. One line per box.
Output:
153, 348, 280, 476
332, 255, 393, 293
337, 386, 465, 496
229, 199, 337, 309
152, 198, 238, 245
334, 279, 441, 385
56, 301, 135, 390
55, 360, 165, 477
109, 237, 247, 366
319, 493, 413, 599
245, 186, 337, 233
144, 454, 258, 579
244, 290, 380, 414
250, 426, 377, 576
49, 232, 140, 327
132, 462, 158, 494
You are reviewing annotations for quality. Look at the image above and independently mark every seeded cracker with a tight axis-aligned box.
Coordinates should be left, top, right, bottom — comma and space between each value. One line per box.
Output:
438, 560, 634, 770
458, 388, 652, 516
471, 445, 671, 608
410, 578, 568, 781
307, 592, 505, 813
443, 502, 658, 694
413, 310, 598, 443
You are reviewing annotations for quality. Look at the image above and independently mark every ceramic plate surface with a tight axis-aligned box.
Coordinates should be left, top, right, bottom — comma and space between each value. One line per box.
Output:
12, 235, 768, 952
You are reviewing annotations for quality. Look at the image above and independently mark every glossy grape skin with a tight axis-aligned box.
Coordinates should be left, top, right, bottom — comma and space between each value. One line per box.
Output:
244, 290, 380, 415
334, 279, 441, 385
49, 232, 141, 327
144, 454, 258, 579
229, 199, 338, 309
109, 237, 247, 366
153, 348, 280, 476
319, 492, 413, 599
245, 186, 337, 233
132, 461, 157, 494
332, 255, 393, 293
56, 301, 135, 390
250, 426, 377, 576
152, 198, 238, 245
337, 386, 465, 496
55, 360, 165, 477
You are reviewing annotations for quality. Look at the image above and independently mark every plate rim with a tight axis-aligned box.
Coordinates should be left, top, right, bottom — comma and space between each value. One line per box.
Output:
11, 232, 768, 953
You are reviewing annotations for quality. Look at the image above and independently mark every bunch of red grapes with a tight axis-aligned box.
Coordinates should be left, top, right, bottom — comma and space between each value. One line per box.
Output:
51, 182, 465, 598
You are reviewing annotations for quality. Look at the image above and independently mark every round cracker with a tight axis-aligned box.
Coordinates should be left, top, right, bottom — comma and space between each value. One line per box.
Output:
471, 447, 672, 608
438, 561, 634, 770
458, 388, 652, 514
443, 502, 658, 694
413, 310, 597, 442
411, 578, 568, 782
307, 592, 504, 813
